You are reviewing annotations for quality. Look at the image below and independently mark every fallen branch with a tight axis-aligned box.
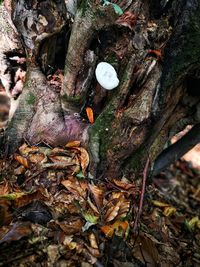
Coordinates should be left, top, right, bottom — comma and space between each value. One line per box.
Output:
153, 123, 200, 175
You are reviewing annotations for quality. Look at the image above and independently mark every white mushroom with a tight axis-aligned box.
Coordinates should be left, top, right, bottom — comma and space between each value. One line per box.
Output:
95, 62, 119, 90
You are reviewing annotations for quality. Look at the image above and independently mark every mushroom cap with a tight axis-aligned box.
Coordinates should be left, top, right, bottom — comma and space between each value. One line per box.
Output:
95, 62, 119, 90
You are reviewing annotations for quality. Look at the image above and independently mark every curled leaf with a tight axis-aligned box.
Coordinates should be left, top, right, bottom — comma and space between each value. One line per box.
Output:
65, 140, 81, 148
61, 178, 88, 199
151, 200, 170, 207
29, 153, 46, 164
18, 143, 39, 156
89, 233, 98, 249
14, 154, 29, 168
89, 184, 104, 209
73, 147, 89, 173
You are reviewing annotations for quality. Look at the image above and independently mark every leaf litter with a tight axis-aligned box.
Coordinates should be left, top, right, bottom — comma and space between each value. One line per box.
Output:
0, 142, 200, 266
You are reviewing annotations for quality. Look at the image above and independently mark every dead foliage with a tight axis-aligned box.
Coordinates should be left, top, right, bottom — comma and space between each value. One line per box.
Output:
0, 143, 200, 266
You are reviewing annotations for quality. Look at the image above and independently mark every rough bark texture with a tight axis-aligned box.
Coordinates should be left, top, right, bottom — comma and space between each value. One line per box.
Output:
1, 0, 200, 180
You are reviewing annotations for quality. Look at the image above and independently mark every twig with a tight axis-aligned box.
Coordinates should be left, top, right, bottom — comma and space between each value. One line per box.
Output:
133, 157, 150, 232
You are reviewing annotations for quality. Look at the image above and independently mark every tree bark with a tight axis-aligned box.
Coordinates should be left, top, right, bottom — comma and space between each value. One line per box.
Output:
1, 0, 200, 179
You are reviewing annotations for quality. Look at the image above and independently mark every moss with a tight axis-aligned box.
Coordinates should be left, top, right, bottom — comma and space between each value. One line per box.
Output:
26, 92, 36, 105
89, 101, 116, 158
79, 0, 89, 16
125, 147, 146, 175
61, 93, 84, 107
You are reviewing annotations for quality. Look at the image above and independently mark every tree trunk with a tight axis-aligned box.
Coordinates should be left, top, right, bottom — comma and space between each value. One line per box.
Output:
1, 0, 200, 180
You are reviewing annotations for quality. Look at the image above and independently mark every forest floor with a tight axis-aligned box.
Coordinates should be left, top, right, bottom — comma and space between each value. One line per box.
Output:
0, 142, 200, 267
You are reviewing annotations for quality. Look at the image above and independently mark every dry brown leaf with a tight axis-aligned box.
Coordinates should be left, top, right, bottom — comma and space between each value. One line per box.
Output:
19, 143, 39, 155
0, 200, 12, 226
14, 190, 47, 208
14, 154, 29, 168
61, 178, 87, 199
42, 162, 76, 169
88, 184, 104, 209
87, 197, 99, 214
89, 233, 98, 249
116, 11, 137, 30
57, 218, 83, 235
29, 153, 46, 164
105, 193, 130, 222
49, 155, 76, 165
14, 165, 25, 175
116, 198, 130, 220
104, 200, 121, 222
112, 179, 135, 191
110, 192, 124, 199
132, 233, 159, 266
0, 181, 10, 195
73, 147, 89, 173
86, 245, 100, 258
0, 222, 32, 244
65, 140, 81, 148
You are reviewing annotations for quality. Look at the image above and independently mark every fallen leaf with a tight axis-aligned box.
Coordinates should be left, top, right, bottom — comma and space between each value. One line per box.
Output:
73, 147, 89, 173
49, 155, 76, 165
19, 143, 39, 155
42, 162, 76, 169
101, 220, 129, 238
163, 206, 176, 217
0, 181, 10, 195
89, 184, 104, 209
14, 154, 29, 168
104, 193, 130, 222
112, 179, 136, 191
86, 107, 94, 124
47, 245, 60, 264
29, 153, 46, 164
89, 233, 98, 249
116, 12, 137, 30
14, 190, 47, 208
76, 171, 85, 179
65, 140, 81, 148
0, 200, 12, 226
83, 213, 98, 224
61, 178, 87, 199
132, 233, 159, 266
87, 197, 99, 214
185, 216, 200, 232
104, 200, 121, 222
152, 200, 171, 207
0, 222, 32, 244
57, 218, 83, 234
0, 192, 26, 200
